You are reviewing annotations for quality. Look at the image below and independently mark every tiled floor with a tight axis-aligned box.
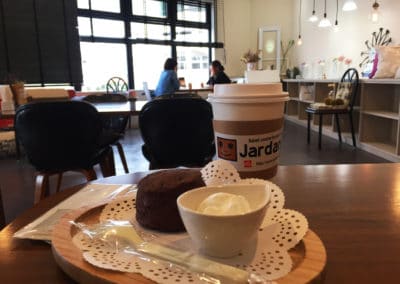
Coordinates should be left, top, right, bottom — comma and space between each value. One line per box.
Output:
0, 120, 387, 225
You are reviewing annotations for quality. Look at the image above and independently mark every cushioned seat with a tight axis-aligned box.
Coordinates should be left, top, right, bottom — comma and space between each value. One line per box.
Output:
15, 101, 116, 204
139, 93, 215, 169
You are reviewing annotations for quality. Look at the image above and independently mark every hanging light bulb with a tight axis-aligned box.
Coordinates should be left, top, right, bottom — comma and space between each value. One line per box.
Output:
308, 0, 318, 22
297, 0, 303, 45
333, 20, 340, 32
343, 0, 357, 11
319, 0, 332, 28
371, 1, 380, 22
319, 17, 332, 28
333, 0, 339, 32
297, 35, 303, 46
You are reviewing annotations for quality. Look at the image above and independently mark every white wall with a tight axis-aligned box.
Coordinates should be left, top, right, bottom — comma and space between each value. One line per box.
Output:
216, 0, 294, 77
292, 0, 400, 72
216, 0, 251, 77
249, 0, 295, 62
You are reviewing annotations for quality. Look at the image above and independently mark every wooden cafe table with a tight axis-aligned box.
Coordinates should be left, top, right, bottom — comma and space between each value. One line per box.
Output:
1, 163, 400, 283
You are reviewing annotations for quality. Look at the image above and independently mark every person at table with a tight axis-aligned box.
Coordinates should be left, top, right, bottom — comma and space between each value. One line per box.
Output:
207, 60, 231, 87
154, 58, 180, 97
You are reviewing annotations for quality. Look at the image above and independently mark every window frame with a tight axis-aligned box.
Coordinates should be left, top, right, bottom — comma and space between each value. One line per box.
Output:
77, 0, 223, 89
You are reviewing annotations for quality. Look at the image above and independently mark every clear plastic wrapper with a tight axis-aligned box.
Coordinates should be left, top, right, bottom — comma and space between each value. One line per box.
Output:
72, 220, 271, 284
13, 184, 136, 241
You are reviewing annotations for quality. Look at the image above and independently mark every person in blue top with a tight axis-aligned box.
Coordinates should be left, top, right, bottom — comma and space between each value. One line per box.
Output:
154, 58, 180, 97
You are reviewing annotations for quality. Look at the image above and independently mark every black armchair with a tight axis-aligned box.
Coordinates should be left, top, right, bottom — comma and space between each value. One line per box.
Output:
139, 93, 215, 169
83, 93, 130, 173
15, 101, 116, 204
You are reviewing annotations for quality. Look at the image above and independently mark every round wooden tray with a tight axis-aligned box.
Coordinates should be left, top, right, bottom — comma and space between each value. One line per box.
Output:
52, 204, 327, 284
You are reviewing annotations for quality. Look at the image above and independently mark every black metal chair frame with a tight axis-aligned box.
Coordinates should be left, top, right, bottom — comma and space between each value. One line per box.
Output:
306, 68, 359, 149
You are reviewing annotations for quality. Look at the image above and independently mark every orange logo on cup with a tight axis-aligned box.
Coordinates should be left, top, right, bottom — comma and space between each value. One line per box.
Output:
217, 137, 237, 161
243, 160, 252, 168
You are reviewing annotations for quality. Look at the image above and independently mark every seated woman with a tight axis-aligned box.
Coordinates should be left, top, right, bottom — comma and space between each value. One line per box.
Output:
207, 60, 231, 87
154, 58, 180, 97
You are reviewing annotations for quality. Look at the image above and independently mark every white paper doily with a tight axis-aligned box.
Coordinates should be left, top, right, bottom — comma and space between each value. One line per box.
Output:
73, 161, 309, 283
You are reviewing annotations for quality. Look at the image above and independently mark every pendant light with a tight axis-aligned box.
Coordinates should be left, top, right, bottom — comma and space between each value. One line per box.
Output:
308, 0, 318, 22
343, 0, 357, 11
371, 1, 380, 22
333, 0, 339, 32
318, 0, 332, 28
297, 0, 302, 45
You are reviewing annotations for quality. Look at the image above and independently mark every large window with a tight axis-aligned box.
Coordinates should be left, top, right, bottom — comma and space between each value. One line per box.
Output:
80, 42, 128, 91
77, 0, 222, 90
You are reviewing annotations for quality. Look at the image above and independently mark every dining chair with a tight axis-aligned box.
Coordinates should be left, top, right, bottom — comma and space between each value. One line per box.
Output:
306, 68, 359, 149
0, 186, 5, 229
106, 77, 128, 93
106, 77, 131, 128
83, 94, 130, 173
15, 101, 116, 204
139, 93, 215, 169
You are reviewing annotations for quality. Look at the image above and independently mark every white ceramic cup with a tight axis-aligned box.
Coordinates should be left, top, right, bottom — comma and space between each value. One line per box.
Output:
177, 184, 270, 258
208, 83, 289, 179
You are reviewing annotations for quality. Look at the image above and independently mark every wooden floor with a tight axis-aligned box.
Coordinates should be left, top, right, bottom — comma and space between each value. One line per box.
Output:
0, 120, 387, 225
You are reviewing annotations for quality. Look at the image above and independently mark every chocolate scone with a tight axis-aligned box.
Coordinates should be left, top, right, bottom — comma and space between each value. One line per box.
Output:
136, 169, 205, 232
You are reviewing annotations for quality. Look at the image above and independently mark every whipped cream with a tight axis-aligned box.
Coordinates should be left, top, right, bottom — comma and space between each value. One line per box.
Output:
197, 192, 251, 216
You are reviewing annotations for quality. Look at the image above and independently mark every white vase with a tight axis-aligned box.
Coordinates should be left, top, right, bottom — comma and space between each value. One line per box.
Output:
247, 62, 256, 71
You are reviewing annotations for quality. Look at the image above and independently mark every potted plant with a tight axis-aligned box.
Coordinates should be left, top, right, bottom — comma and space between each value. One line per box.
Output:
280, 40, 295, 75
10, 79, 26, 106
241, 50, 261, 71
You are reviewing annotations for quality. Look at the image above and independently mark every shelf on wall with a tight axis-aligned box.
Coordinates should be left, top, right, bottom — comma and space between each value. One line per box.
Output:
361, 142, 397, 155
290, 97, 314, 104
362, 110, 399, 120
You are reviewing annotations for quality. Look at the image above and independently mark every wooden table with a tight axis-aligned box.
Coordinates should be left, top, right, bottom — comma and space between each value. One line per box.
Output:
0, 100, 147, 118
1, 163, 400, 283
92, 100, 146, 116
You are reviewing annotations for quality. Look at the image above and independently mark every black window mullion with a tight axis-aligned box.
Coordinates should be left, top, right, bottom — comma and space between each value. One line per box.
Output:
121, 0, 134, 89
206, 2, 212, 62
168, 0, 177, 58
130, 15, 169, 25
78, 9, 124, 21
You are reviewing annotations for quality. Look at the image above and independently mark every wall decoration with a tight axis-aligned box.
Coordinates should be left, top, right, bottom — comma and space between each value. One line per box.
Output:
359, 27, 392, 68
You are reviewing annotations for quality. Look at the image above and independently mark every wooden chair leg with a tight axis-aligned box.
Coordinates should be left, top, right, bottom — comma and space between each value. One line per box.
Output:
335, 114, 342, 143
80, 168, 97, 181
349, 112, 356, 147
14, 132, 21, 160
0, 186, 5, 229
56, 173, 63, 192
318, 114, 323, 149
34, 173, 50, 204
307, 112, 311, 144
116, 142, 129, 173
100, 148, 116, 177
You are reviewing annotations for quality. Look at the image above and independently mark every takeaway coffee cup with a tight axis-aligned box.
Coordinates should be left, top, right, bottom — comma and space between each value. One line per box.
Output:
208, 83, 289, 179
